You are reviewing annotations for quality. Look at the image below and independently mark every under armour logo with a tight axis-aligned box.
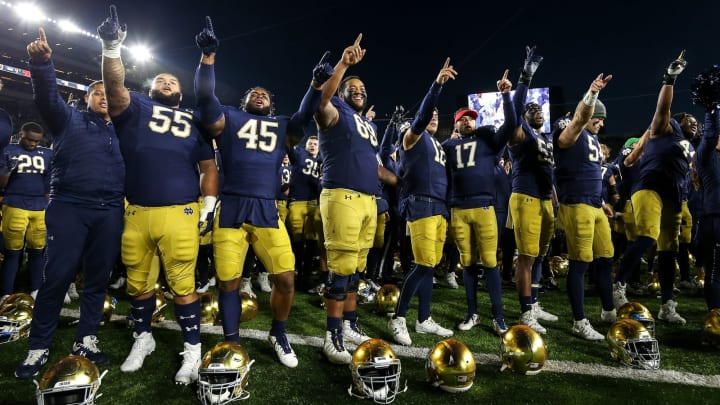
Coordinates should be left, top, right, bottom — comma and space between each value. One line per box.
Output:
344, 195, 352, 200
184, 325, 199, 331
184, 207, 194, 215
126, 210, 136, 216
178, 315, 196, 320
47, 235, 54, 241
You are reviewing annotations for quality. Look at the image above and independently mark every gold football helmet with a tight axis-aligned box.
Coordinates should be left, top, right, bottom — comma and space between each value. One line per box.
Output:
701, 308, 720, 348
0, 303, 33, 343
376, 284, 400, 315
153, 289, 168, 323
426, 338, 476, 393
0, 292, 35, 312
240, 292, 258, 323
200, 292, 220, 325
617, 301, 655, 337
499, 325, 547, 375
607, 319, 660, 370
548, 256, 569, 277
36, 355, 106, 405
646, 272, 660, 294
349, 338, 405, 403
197, 341, 255, 404
357, 279, 376, 304
101, 295, 117, 325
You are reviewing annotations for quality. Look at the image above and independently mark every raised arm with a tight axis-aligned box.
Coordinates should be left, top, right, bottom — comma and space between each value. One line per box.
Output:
494, 69, 515, 147
314, 34, 365, 130
379, 106, 404, 165
624, 129, 650, 167
98, 5, 131, 117
650, 51, 687, 138
508, 46, 543, 146
556, 73, 613, 148
26, 28, 72, 133
402, 58, 457, 150
286, 51, 335, 146
193, 16, 226, 137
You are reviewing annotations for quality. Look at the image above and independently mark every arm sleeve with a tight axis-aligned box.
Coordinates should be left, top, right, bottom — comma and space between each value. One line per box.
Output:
194, 63, 224, 126
379, 123, 399, 167
410, 82, 442, 135
494, 92, 516, 147
29, 60, 72, 135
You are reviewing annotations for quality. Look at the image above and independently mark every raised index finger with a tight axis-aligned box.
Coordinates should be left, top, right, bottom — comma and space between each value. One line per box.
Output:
109, 4, 118, 22
205, 16, 214, 32
502, 69, 509, 81
443, 57, 450, 69
353, 33, 363, 47
39, 27, 47, 43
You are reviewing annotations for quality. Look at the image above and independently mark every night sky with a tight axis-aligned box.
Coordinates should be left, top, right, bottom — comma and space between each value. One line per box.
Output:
5, 0, 719, 136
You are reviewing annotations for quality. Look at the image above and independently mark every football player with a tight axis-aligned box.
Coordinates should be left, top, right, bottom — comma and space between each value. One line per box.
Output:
615, 51, 694, 325
552, 73, 615, 340
16, 28, 125, 380
695, 88, 720, 310
313, 34, 398, 364
98, 6, 219, 385
506, 46, 559, 334
287, 135, 323, 291
440, 69, 516, 337
387, 58, 457, 346
193, 16, 330, 368
0, 122, 51, 302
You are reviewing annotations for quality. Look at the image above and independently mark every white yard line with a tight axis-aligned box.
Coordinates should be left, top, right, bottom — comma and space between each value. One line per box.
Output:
64, 308, 720, 388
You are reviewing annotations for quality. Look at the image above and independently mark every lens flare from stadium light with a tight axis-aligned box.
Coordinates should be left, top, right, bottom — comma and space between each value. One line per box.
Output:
128, 45, 153, 62
15, 2, 45, 21
58, 19, 81, 33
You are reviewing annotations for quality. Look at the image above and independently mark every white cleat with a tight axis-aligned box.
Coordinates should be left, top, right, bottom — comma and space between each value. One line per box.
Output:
67, 283, 80, 300
342, 319, 372, 345
446, 272, 459, 289
532, 302, 558, 322
388, 316, 412, 346
572, 318, 605, 341
416, 317, 454, 337
613, 281, 628, 309
268, 334, 298, 368
601, 308, 617, 324
175, 342, 201, 385
457, 314, 479, 331
257, 272, 272, 293
120, 332, 156, 372
658, 299, 687, 325
239, 277, 256, 299
323, 330, 352, 364
519, 310, 547, 334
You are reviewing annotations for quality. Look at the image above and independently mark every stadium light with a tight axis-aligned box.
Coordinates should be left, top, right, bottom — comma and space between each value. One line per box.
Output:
58, 19, 81, 33
14, 2, 45, 21
128, 45, 153, 62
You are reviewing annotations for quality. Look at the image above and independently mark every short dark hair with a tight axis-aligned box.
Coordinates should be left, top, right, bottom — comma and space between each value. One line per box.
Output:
672, 112, 694, 123
20, 121, 43, 134
87, 80, 103, 94
338, 75, 361, 95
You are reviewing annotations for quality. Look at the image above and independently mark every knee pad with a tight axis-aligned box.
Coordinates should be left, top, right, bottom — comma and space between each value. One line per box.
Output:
347, 272, 360, 293
324, 272, 349, 301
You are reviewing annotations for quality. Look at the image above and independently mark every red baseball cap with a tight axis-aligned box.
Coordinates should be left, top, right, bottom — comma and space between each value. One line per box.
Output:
454, 109, 478, 123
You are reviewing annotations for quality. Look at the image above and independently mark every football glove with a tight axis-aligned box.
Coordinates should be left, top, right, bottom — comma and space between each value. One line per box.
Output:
312, 51, 333, 85
519, 45, 543, 85
198, 196, 218, 236
97, 5, 127, 58
663, 50, 687, 85
196, 16, 219, 56
389, 105, 405, 127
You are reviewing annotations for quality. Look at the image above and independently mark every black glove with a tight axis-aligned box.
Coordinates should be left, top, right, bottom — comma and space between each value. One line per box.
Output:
389, 105, 405, 127
97, 5, 127, 58
312, 51, 333, 85
663, 50, 687, 85
519, 45, 543, 85
196, 16, 219, 56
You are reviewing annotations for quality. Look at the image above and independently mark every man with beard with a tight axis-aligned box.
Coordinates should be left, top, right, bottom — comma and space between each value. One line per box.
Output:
314, 34, 397, 364
552, 74, 615, 341
506, 46, 559, 334
193, 16, 330, 368
614, 51, 695, 325
98, 6, 219, 385
15, 28, 125, 379
439, 69, 515, 338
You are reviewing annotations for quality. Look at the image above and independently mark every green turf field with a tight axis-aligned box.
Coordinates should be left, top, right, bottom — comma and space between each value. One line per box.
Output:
1, 270, 719, 404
